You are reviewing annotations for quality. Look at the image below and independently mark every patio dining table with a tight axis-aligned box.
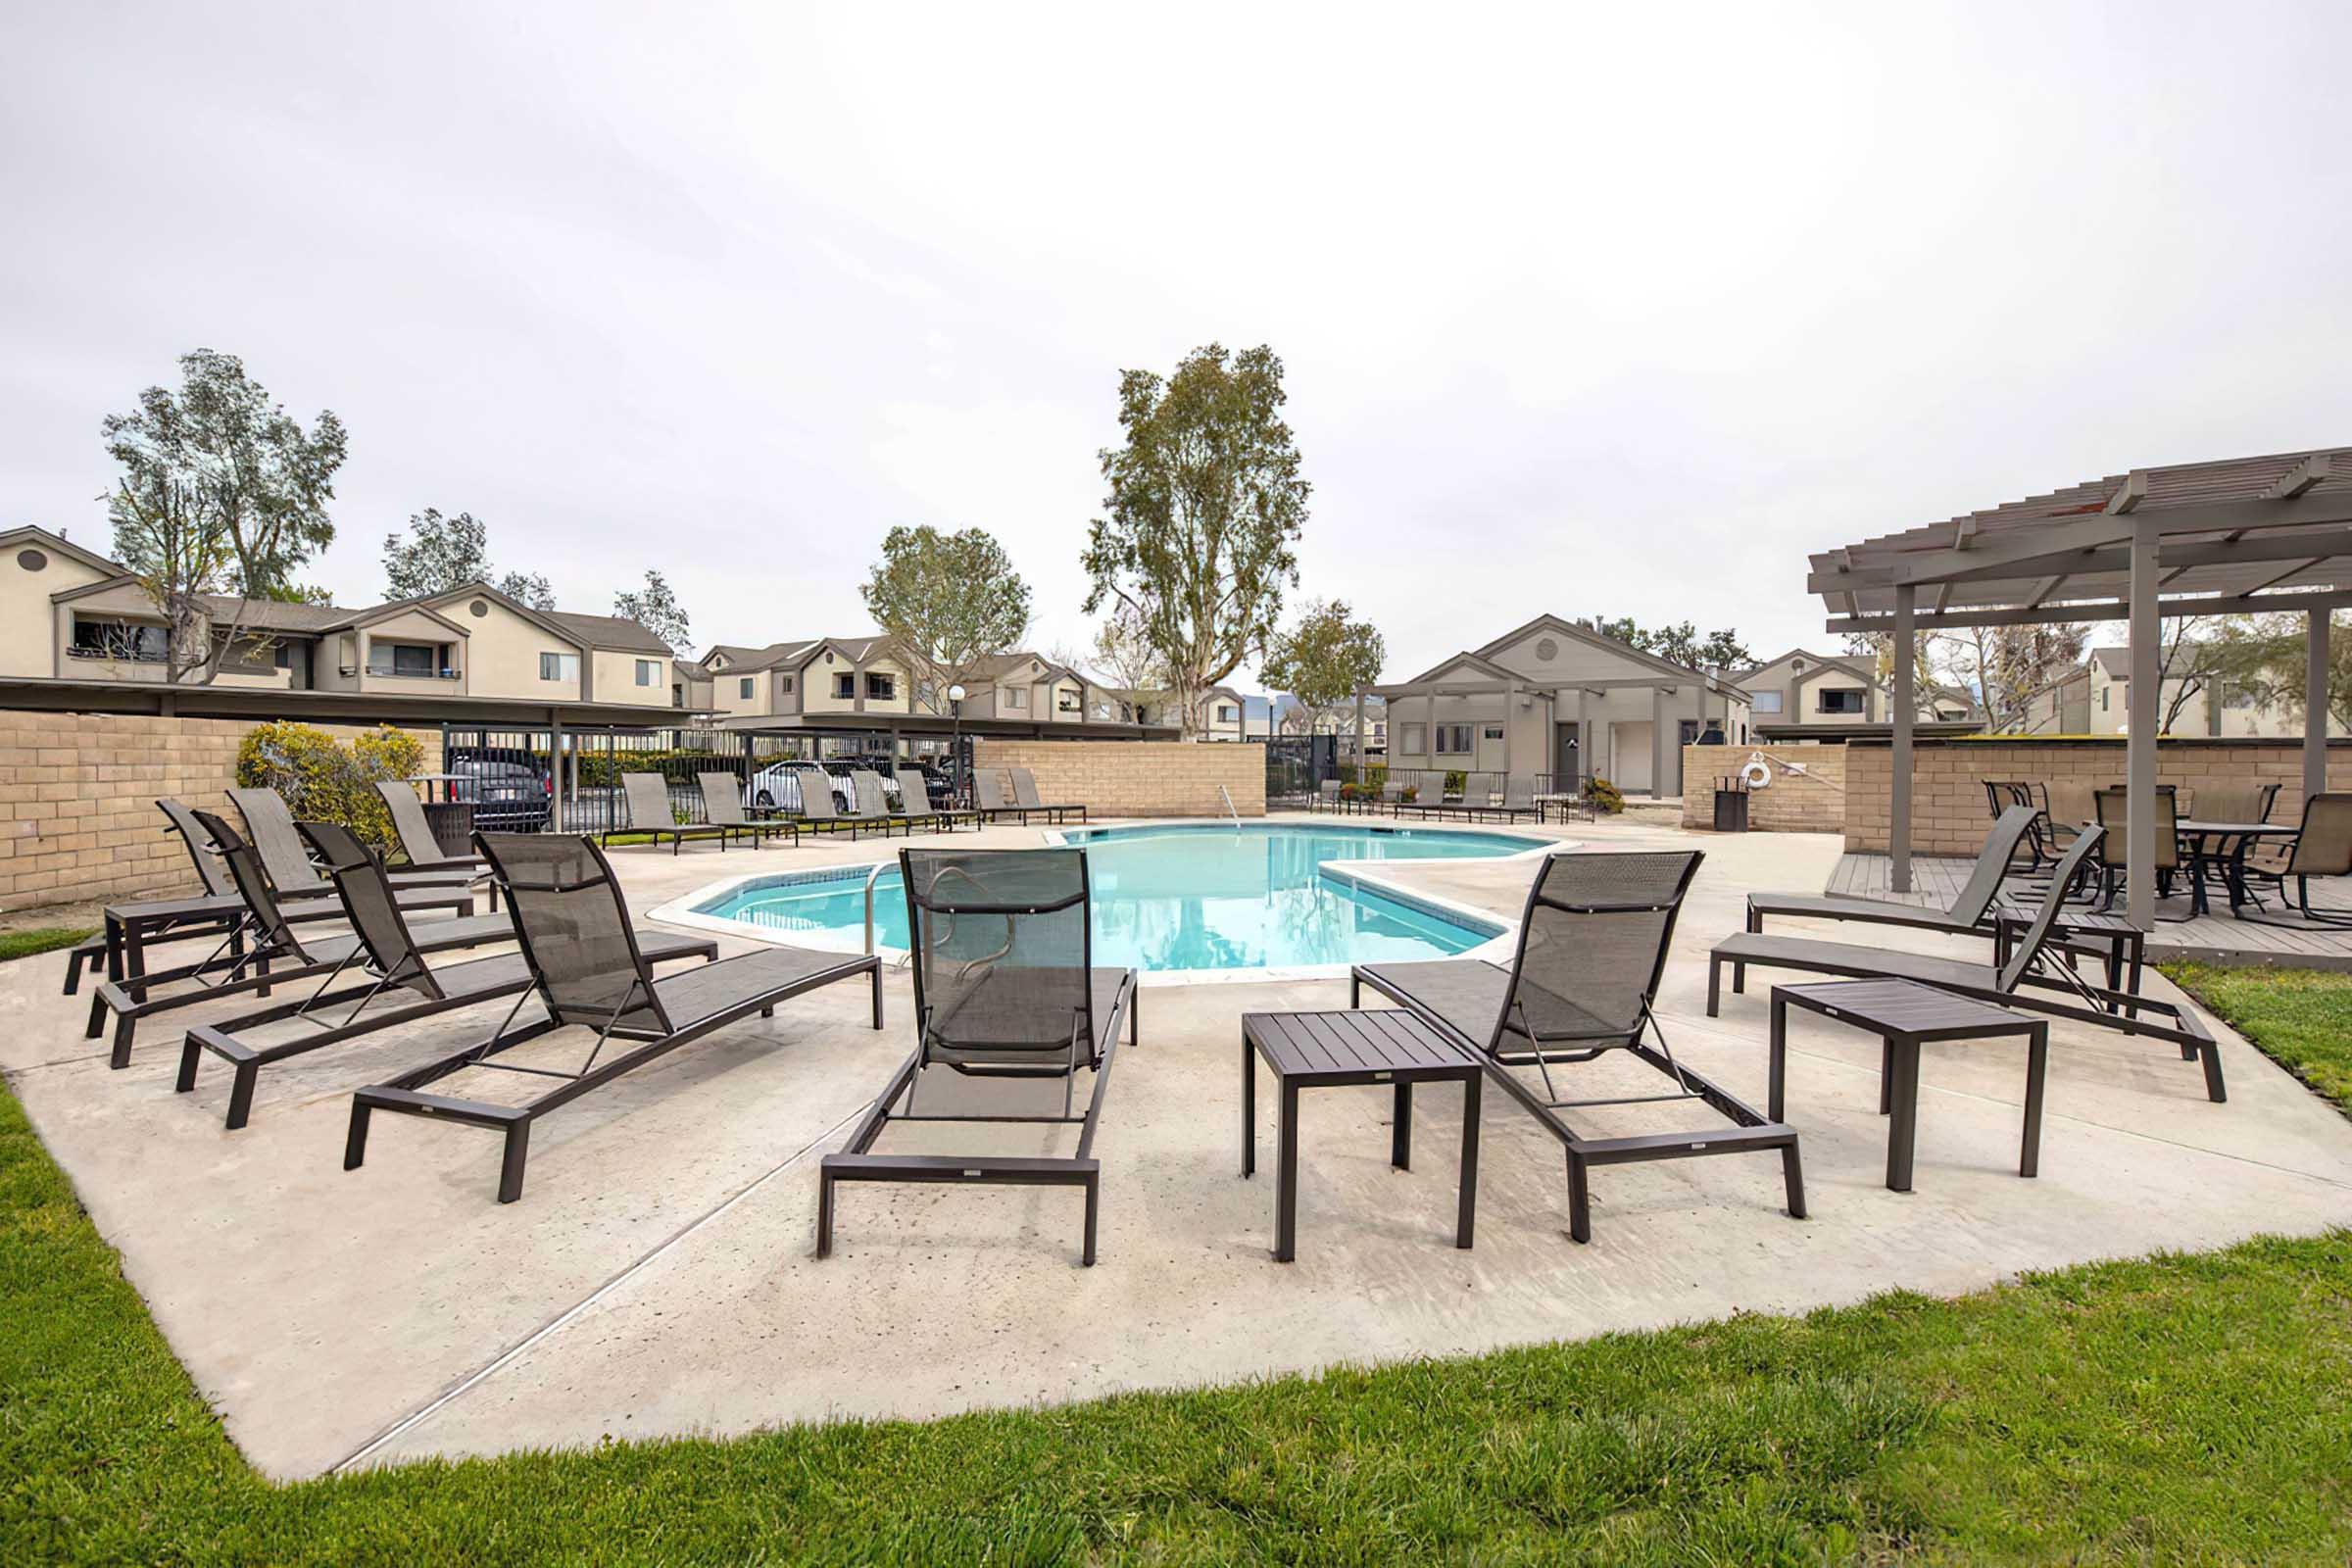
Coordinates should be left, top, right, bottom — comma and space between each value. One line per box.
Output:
2177, 819, 2299, 916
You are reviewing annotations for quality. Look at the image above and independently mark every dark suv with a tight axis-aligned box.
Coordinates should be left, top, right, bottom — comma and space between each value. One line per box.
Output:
446, 750, 553, 831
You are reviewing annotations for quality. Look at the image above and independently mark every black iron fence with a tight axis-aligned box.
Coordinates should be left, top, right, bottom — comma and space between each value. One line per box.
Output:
1263, 737, 1588, 811
440, 725, 974, 832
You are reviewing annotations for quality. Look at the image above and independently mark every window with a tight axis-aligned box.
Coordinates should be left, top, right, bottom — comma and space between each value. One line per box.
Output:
1482, 724, 1504, 742
2100, 687, 2110, 712
1057, 688, 1082, 713
371, 641, 439, 677
779, 675, 792, 694
1216, 704, 1239, 724
1437, 723, 1474, 755
1004, 687, 1028, 710
739, 676, 755, 700
70, 618, 168, 662
1751, 690, 1783, 714
864, 672, 895, 701
1817, 688, 1865, 715
540, 652, 579, 682
834, 672, 856, 700
635, 659, 657, 687
1679, 719, 1701, 746
1398, 722, 1427, 755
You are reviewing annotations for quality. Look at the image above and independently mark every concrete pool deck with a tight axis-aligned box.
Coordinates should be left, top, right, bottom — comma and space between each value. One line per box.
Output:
6, 812, 2350, 1480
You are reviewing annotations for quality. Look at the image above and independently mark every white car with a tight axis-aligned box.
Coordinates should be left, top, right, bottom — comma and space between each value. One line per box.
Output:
744, 762, 873, 814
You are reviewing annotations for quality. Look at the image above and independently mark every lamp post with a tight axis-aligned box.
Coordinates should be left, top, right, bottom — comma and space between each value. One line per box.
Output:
948, 683, 967, 806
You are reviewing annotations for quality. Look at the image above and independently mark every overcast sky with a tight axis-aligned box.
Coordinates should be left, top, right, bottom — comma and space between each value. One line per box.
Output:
5, 3, 2347, 686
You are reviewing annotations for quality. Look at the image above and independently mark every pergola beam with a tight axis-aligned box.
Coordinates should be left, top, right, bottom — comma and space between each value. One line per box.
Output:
2264, 453, 2331, 501
1826, 585, 2352, 633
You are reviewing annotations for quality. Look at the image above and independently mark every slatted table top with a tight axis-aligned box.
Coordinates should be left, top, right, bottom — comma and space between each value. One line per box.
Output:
1243, 1010, 1477, 1083
1771, 979, 2042, 1044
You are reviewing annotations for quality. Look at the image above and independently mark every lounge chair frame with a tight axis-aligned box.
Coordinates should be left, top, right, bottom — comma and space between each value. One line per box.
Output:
697, 771, 803, 847
894, 765, 980, 832
1353, 851, 1803, 1244
819, 847, 1134, 1265
343, 832, 884, 1201
598, 772, 756, 855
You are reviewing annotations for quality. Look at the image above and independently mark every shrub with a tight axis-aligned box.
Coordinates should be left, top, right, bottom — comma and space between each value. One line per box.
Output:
235, 721, 425, 858
1586, 776, 1626, 814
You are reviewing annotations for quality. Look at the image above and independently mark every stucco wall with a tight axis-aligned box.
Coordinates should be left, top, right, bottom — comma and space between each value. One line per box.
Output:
0, 713, 443, 913
7, 550, 112, 676
973, 739, 1265, 817
592, 649, 670, 707
1843, 738, 2352, 856
441, 597, 578, 701
1679, 744, 1849, 832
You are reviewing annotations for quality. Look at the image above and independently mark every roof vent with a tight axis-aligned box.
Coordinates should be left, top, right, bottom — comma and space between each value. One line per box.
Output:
468, 599, 489, 617
17, 549, 47, 572
1535, 637, 1559, 661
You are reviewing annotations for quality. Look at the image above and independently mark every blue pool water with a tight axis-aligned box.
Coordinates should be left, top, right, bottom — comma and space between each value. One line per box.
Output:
691, 823, 1540, 974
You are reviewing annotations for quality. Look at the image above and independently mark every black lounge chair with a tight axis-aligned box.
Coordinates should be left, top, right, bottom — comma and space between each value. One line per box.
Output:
972, 768, 1029, 825
1708, 826, 2227, 1102
344, 832, 884, 1202
895, 766, 978, 832
819, 846, 1135, 1265
1009, 767, 1085, 824
598, 772, 753, 854
88, 810, 516, 1068
232, 787, 480, 901
373, 781, 497, 892
787, 764, 874, 839
1353, 850, 1803, 1245
850, 769, 918, 837
177, 821, 718, 1129
699, 772, 801, 847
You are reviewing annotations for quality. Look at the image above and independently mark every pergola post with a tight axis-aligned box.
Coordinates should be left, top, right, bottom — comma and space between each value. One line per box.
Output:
1891, 584, 1915, 893
1352, 687, 1366, 773
1503, 681, 1517, 781
2307, 608, 2331, 810
547, 708, 565, 833
1649, 686, 1665, 800
2127, 522, 2161, 930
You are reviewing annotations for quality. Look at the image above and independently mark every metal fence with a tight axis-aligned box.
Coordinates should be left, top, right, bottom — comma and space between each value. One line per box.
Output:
1263, 736, 1588, 811
441, 725, 974, 833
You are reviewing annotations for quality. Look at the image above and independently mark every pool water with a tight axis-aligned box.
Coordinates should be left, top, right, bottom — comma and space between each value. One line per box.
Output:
691, 823, 1540, 974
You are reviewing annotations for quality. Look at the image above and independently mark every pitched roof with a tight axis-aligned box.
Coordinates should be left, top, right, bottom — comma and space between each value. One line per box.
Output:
1470, 612, 1725, 684
547, 611, 673, 656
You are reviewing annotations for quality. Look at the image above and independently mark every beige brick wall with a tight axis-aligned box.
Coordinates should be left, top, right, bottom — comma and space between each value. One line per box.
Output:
973, 740, 1266, 818
0, 713, 442, 914
1844, 739, 2352, 855
1679, 745, 1849, 833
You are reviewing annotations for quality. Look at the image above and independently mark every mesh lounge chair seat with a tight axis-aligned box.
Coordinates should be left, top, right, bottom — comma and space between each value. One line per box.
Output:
1010, 768, 1086, 824
698, 772, 801, 846
1354, 850, 1803, 1245
788, 765, 875, 839
599, 773, 754, 855
177, 821, 715, 1129
850, 769, 920, 837
344, 832, 883, 1201
895, 766, 978, 831
89, 810, 515, 1068
820, 846, 1135, 1265
1709, 826, 2226, 1102
231, 787, 479, 897
972, 769, 1029, 825
372, 779, 489, 872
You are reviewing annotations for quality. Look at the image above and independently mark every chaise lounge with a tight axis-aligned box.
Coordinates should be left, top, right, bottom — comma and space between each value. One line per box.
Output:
599, 772, 758, 854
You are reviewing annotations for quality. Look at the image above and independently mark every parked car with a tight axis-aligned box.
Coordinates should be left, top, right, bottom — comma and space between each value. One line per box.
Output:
445, 759, 552, 831
745, 760, 926, 814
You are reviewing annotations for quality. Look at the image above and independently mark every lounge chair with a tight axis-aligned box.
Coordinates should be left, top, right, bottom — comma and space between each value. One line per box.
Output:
895, 766, 978, 832
972, 768, 1028, 825
177, 820, 718, 1129
1376, 780, 1407, 816
89, 809, 516, 1068
373, 780, 495, 882
699, 772, 801, 847
1707, 826, 2227, 1102
231, 787, 480, 900
344, 832, 885, 1202
851, 769, 917, 837
598, 772, 752, 855
1494, 773, 1542, 823
1353, 851, 1804, 1244
790, 764, 872, 839
2234, 792, 2352, 928
819, 846, 1135, 1264
1010, 767, 1086, 824
1313, 779, 1344, 812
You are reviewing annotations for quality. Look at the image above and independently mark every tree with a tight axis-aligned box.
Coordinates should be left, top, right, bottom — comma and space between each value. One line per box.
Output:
1592, 616, 1753, 671
1082, 343, 1308, 736
1261, 598, 1386, 734
858, 525, 1031, 713
381, 508, 556, 610
102, 349, 347, 682
1941, 622, 2088, 734
2209, 612, 2352, 732
1090, 602, 1170, 722
614, 568, 693, 658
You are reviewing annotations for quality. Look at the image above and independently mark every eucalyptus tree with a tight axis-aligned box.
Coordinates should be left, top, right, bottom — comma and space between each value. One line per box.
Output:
614, 568, 693, 657
859, 524, 1032, 712
381, 508, 555, 609
1261, 598, 1386, 734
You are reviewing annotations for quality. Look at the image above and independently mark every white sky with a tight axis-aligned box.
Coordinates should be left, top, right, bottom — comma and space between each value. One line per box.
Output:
5, 2, 2347, 686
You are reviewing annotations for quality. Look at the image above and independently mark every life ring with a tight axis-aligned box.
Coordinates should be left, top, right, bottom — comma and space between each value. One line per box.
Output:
1740, 759, 1774, 790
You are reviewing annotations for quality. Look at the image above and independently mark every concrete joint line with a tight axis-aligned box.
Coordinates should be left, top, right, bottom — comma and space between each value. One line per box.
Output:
327, 1099, 872, 1475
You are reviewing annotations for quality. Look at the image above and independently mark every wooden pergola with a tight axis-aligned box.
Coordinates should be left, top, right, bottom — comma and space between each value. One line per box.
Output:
1809, 447, 2351, 929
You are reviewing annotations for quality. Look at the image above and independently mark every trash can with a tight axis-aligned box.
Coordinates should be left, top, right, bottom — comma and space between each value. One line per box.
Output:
420, 800, 476, 858
1712, 781, 1750, 833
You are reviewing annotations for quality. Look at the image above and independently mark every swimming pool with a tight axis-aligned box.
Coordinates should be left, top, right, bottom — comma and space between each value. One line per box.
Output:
663, 822, 1550, 981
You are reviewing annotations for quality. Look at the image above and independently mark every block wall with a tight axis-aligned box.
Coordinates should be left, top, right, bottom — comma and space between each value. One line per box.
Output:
1679, 745, 1849, 832
972, 740, 1266, 819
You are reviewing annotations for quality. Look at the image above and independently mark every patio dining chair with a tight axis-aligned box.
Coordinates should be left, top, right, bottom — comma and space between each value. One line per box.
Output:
344, 832, 884, 1202
819, 846, 1135, 1265
1353, 850, 1803, 1244
2234, 792, 2352, 929
2091, 786, 2187, 919
177, 819, 716, 1129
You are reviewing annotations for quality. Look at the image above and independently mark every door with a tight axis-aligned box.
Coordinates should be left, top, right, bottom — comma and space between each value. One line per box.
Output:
1611, 721, 1654, 793
1553, 721, 1581, 789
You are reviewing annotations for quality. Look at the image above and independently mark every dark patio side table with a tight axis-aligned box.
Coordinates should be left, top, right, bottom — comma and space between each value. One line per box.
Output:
1769, 980, 2048, 1193
1242, 1010, 1481, 1262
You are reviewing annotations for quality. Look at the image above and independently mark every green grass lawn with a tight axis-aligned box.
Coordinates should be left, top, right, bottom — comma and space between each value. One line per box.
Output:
2164, 962, 2352, 1116
0, 926, 98, 964
3, 1066, 2349, 1564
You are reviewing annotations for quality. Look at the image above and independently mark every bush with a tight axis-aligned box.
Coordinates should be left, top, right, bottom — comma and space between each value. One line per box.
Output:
235, 721, 425, 858
1586, 776, 1626, 814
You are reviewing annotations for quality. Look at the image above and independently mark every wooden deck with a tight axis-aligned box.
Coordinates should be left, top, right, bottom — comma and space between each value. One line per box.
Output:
1827, 853, 2352, 971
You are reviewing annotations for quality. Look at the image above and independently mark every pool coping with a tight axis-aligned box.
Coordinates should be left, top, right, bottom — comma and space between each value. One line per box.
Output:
643, 820, 1563, 987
